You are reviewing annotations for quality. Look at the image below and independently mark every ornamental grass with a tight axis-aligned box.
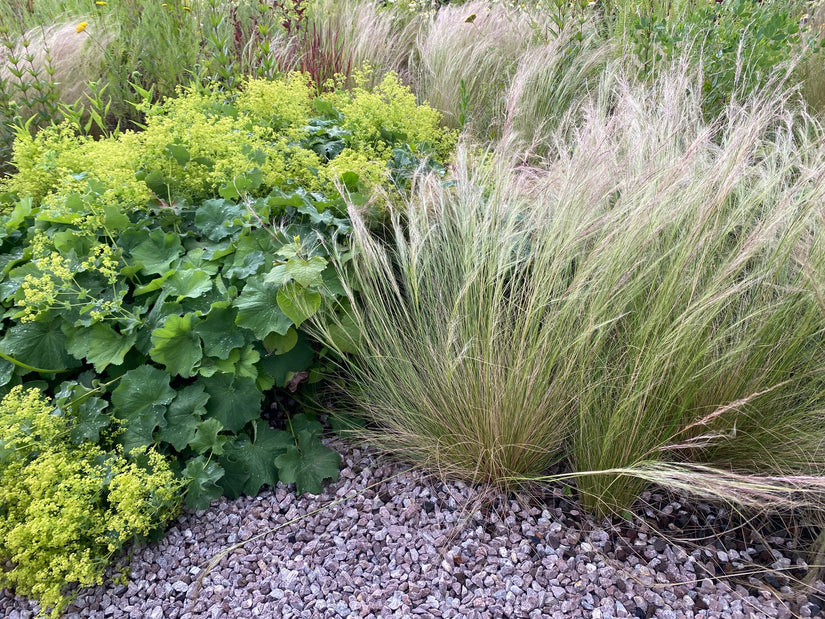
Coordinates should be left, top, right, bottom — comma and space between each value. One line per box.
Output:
311, 59, 825, 533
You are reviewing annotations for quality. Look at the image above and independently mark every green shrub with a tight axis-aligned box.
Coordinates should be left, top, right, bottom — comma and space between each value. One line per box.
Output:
0, 385, 182, 618
623, 0, 822, 118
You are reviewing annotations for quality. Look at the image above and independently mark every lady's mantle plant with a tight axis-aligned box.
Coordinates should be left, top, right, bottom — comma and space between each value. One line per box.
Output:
0, 70, 454, 615
0, 385, 182, 617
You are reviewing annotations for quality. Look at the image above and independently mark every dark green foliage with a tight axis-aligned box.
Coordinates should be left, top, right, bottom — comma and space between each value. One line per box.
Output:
0, 65, 452, 515
0, 176, 354, 509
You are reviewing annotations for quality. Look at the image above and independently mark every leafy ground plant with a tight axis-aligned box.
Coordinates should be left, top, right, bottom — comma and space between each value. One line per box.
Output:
310, 59, 825, 545
0, 71, 453, 614
0, 385, 182, 618
0, 70, 453, 505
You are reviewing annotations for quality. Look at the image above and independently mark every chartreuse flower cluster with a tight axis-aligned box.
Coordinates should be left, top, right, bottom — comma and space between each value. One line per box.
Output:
15, 233, 123, 323
0, 386, 182, 618
2, 71, 456, 208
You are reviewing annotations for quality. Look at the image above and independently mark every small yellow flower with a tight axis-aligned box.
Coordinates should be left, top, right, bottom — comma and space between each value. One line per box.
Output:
76, 22, 88, 33
183, 5, 191, 10
96, 1, 107, 5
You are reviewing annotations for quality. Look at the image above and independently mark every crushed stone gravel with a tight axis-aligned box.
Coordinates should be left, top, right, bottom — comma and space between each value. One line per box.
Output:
3, 439, 824, 618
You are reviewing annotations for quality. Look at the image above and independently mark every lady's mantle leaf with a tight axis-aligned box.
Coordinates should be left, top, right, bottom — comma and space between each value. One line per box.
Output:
224, 250, 265, 280
150, 313, 203, 378
156, 383, 209, 451
189, 418, 228, 455
274, 430, 340, 495
0, 359, 13, 387
194, 199, 245, 242
202, 374, 262, 433
130, 230, 183, 275
289, 413, 323, 438
234, 275, 292, 338
166, 269, 213, 299
66, 323, 136, 371
200, 345, 260, 380
194, 307, 245, 360
218, 424, 293, 497
70, 397, 110, 444
183, 456, 224, 510
111, 366, 175, 451
55, 382, 111, 444
0, 318, 80, 372
276, 283, 321, 328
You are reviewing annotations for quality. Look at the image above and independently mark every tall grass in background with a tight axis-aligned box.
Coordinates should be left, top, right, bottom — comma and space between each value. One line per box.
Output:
0, 0, 203, 126
403, 1, 612, 145
311, 58, 825, 532
312, 0, 417, 86
410, 1, 535, 134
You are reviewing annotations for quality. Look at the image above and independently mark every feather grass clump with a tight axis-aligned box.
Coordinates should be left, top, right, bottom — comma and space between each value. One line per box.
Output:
310, 60, 825, 535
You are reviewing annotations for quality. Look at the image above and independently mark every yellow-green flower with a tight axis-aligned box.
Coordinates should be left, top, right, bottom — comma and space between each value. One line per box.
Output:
76, 22, 88, 33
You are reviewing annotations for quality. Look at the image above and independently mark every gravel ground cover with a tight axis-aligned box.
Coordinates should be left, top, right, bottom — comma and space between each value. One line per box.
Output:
3, 439, 825, 619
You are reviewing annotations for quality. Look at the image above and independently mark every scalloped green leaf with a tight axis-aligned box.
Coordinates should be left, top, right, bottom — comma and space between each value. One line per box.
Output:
150, 313, 203, 378
194, 199, 245, 242
165, 143, 190, 166
274, 430, 340, 495
201, 345, 260, 380
218, 424, 292, 497
195, 306, 245, 360
130, 229, 183, 275
102, 204, 130, 231
0, 318, 80, 373
234, 275, 292, 338
220, 168, 263, 201
56, 382, 111, 444
156, 383, 209, 451
183, 456, 224, 510
189, 418, 227, 455
166, 269, 213, 299
111, 366, 175, 452
224, 250, 265, 280
197, 355, 237, 377
70, 396, 109, 444
133, 270, 174, 296
202, 374, 263, 433
276, 283, 321, 328
66, 323, 136, 372
0, 358, 14, 387
289, 413, 323, 439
